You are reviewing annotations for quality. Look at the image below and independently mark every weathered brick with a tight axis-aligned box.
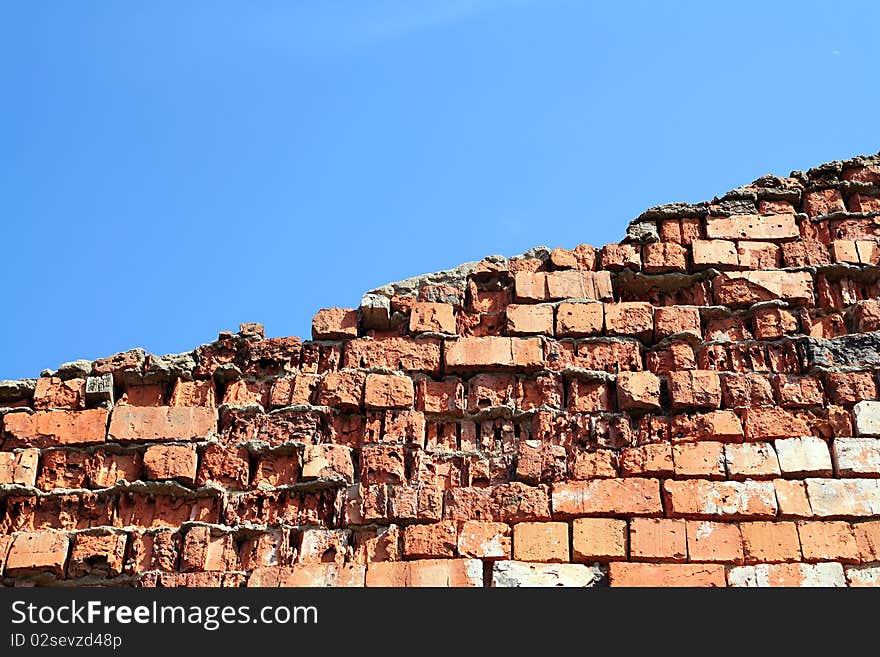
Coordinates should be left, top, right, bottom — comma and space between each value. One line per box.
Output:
805, 478, 880, 517
619, 443, 673, 477
108, 406, 215, 442
671, 411, 744, 442
797, 521, 859, 563
604, 302, 653, 340
443, 483, 551, 523
686, 520, 743, 563
692, 239, 737, 269
169, 380, 216, 407
630, 518, 686, 562
713, 271, 813, 306
492, 561, 603, 587
143, 445, 197, 485
3, 409, 108, 448
5, 531, 70, 577
196, 444, 249, 489
608, 562, 725, 587
737, 241, 780, 269
416, 379, 465, 415
740, 521, 801, 562
600, 243, 641, 271
846, 566, 880, 587
363, 374, 414, 410
672, 442, 725, 479
343, 337, 441, 374
616, 371, 661, 411
552, 478, 661, 517
512, 521, 569, 563
0, 448, 39, 486
514, 270, 613, 302
724, 442, 781, 479
773, 375, 823, 408
409, 302, 456, 334
668, 370, 721, 410
654, 306, 701, 340
728, 562, 845, 587
365, 559, 482, 587
456, 521, 511, 560
301, 444, 353, 482
555, 302, 603, 337
571, 517, 627, 562
643, 242, 687, 273
68, 532, 126, 578
743, 407, 812, 441
506, 304, 553, 336
316, 371, 365, 410
825, 371, 877, 406
775, 437, 833, 476
33, 377, 85, 410
803, 188, 845, 216
705, 213, 798, 240
298, 529, 350, 564
663, 480, 778, 519
774, 479, 813, 517
312, 307, 359, 340
249, 564, 365, 587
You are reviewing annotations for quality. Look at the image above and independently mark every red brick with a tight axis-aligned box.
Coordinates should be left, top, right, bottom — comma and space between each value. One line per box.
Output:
88, 451, 142, 488
410, 302, 456, 334
774, 479, 813, 517
196, 443, 249, 489
619, 443, 673, 477
365, 559, 482, 587
552, 478, 661, 517
804, 188, 846, 216
443, 483, 551, 523
221, 380, 268, 407
181, 526, 239, 571
849, 193, 880, 213
643, 242, 687, 273
544, 339, 642, 373
740, 521, 801, 563
608, 562, 725, 587
107, 406, 215, 442
32, 451, 90, 490
692, 239, 737, 269
646, 341, 696, 374
517, 373, 564, 410
316, 371, 365, 410
169, 380, 216, 407
630, 518, 687, 562
555, 302, 604, 337
456, 521, 511, 560
444, 337, 543, 371
686, 521, 743, 563
466, 373, 514, 411
252, 452, 299, 486
743, 407, 812, 441
68, 532, 126, 578
854, 520, 880, 561
832, 239, 859, 263
549, 244, 597, 270
3, 409, 108, 448
118, 384, 164, 407
598, 243, 640, 272
399, 521, 456, 559
33, 377, 85, 410
825, 371, 877, 405
721, 373, 774, 408
713, 271, 813, 306
672, 441, 725, 479
297, 529, 350, 564
797, 521, 859, 563
705, 213, 798, 240
312, 307, 359, 340
663, 480, 778, 519
737, 241, 780, 269
301, 444, 354, 482
0, 448, 38, 486
143, 444, 197, 485
249, 564, 364, 587
506, 304, 553, 336
364, 374, 415, 409
513, 521, 569, 562
517, 440, 566, 484
4, 530, 70, 577
724, 442, 781, 479
854, 299, 880, 333
571, 517, 627, 562
753, 307, 798, 339
773, 375, 824, 408
616, 371, 661, 411
843, 165, 880, 184
569, 449, 618, 480
567, 379, 612, 413
360, 445, 405, 485
668, 370, 721, 410
514, 270, 612, 302
654, 306, 701, 340
343, 337, 441, 374
416, 379, 465, 415
604, 302, 654, 340
670, 410, 744, 442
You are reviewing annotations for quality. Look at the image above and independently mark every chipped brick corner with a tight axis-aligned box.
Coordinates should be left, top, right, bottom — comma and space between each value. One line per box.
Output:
4, 153, 880, 588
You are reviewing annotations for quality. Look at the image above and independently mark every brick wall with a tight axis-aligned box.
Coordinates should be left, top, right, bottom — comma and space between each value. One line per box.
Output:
3, 153, 880, 587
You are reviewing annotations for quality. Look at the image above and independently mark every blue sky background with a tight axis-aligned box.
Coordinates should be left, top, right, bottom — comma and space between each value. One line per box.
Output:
1, 1, 878, 379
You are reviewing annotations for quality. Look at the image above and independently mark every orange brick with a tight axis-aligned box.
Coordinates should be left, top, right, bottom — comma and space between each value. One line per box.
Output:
663, 480, 778, 519
753, 307, 798, 340
804, 189, 845, 216
33, 377, 85, 410
120, 384, 166, 407
403, 521, 458, 559
316, 371, 366, 410
364, 374, 415, 409
444, 337, 543, 371
3, 409, 109, 448
604, 302, 654, 340
312, 307, 359, 340
825, 371, 877, 405
410, 302, 456, 334
692, 239, 737, 269
169, 380, 216, 407
552, 478, 661, 517
672, 442, 725, 479
705, 213, 798, 240
567, 379, 612, 413
740, 521, 801, 563
853, 520, 880, 561
416, 379, 465, 415
555, 302, 603, 337
5, 530, 70, 577
571, 518, 627, 562
365, 559, 482, 587
773, 375, 824, 408
107, 406, 215, 442
737, 241, 780, 269
343, 337, 441, 374
724, 442, 781, 479
630, 518, 687, 562
600, 243, 641, 271
654, 306, 701, 340
222, 380, 268, 406
456, 521, 511, 560
774, 479, 813, 517
608, 562, 725, 587
671, 411, 743, 442
685, 521, 743, 563
797, 521, 859, 563
0, 449, 39, 487
616, 371, 661, 411
68, 532, 127, 578
643, 242, 687, 274
513, 521, 569, 563
143, 444, 198, 485
506, 304, 553, 336
743, 407, 812, 441
619, 443, 673, 477
668, 370, 721, 410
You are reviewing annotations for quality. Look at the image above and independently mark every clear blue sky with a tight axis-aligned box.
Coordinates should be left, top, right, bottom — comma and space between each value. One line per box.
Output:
1, 1, 877, 379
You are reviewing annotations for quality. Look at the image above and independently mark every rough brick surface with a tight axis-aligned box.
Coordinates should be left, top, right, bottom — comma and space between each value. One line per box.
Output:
5, 152, 880, 587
